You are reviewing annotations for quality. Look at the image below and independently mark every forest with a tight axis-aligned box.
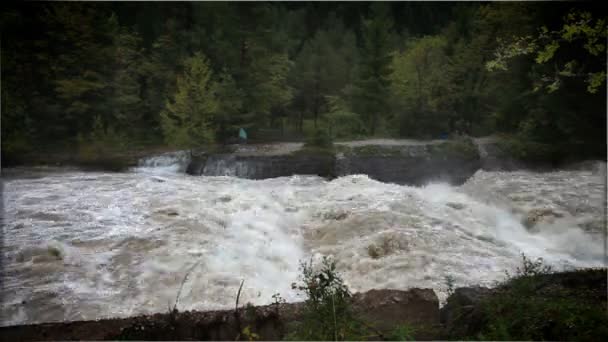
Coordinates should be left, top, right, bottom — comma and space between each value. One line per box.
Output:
1, 1, 606, 165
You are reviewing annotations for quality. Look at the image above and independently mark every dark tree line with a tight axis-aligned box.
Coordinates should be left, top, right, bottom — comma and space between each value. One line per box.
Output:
1, 2, 605, 163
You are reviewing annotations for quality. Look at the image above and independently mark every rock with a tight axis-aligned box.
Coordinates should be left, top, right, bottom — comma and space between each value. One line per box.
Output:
440, 269, 608, 340
440, 286, 493, 338
523, 208, 564, 230
578, 220, 605, 234
322, 210, 348, 220
367, 233, 406, 259
155, 209, 179, 217
186, 141, 483, 185
352, 288, 440, 340
217, 195, 232, 203
446, 202, 465, 210
199, 154, 335, 179
367, 244, 382, 259
16, 246, 63, 263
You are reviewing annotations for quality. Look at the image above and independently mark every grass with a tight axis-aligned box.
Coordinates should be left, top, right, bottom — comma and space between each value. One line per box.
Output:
388, 324, 416, 341
427, 137, 479, 161
285, 257, 372, 341
470, 254, 608, 341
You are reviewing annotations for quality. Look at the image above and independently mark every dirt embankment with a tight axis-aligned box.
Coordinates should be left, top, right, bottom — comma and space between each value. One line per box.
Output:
0, 289, 440, 341
1, 270, 606, 341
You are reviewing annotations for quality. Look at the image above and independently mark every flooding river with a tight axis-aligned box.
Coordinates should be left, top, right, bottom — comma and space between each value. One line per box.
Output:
1, 157, 605, 326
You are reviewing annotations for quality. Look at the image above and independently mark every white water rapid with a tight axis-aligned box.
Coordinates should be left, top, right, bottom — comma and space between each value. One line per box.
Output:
1, 155, 605, 326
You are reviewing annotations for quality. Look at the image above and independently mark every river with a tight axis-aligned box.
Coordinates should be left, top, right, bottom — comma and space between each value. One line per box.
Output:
1, 155, 605, 326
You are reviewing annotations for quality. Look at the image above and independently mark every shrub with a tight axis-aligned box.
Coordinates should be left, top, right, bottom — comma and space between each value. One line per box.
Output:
474, 255, 608, 341
76, 116, 131, 170
496, 135, 557, 163
388, 324, 416, 341
287, 257, 369, 341
429, 137, 479, 160
304, 128, 333, 149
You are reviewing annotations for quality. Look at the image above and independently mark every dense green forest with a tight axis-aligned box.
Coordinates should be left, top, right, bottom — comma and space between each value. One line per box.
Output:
1, 2, 606, 165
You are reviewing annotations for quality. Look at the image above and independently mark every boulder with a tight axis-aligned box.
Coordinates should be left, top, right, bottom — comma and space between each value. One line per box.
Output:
439, 286, 493, 339
352, 288, 440, 340
522, 208, 564, 230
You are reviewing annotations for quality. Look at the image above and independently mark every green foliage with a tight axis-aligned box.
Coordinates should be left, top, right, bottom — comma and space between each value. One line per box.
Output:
497, 135, 557, 163
444, 275, 456, 297
241, 325, 260, 341
346, 145, 404, 157
76, 116, 130, 170
352, 3, 394, 136
487, 8, 607, 94
214, 70, 246, 142
388, 324, 416, 341
2, 2, 605, 166
161, 52, 218, 148
289, 21, 357, 131
288, 257, 369, 341
304, 128, 333, 149
428, 138, 479, 161
324, 94, 367, 140
390, 35, 450, 137
1, 86, 32, 161
474, 256, 608, 341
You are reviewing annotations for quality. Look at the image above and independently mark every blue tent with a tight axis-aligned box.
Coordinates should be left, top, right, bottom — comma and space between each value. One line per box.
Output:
239, 128, 247, 140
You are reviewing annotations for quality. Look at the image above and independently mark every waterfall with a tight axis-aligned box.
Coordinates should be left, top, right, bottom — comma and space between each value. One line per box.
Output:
202, 154, 252, 177
135, 150, 191, 173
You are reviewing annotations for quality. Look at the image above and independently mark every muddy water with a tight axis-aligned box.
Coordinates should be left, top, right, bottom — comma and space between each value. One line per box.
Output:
1, 161, 605, 326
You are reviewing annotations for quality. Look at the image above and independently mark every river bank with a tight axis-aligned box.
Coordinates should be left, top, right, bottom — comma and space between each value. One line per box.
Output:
2, 161, 605, 327
1, 268, 605, 341
5, 137, 604, 186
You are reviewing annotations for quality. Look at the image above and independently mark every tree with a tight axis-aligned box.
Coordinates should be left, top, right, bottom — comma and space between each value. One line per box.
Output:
441, 3, 539, 136
160, 52, 218, 148
139, 18, 190, 140
44, 3, 117, 137
487, 8, 607, 94
290, 18, 357, 131
391, 35, 450, 137
483, 6, 606, 155
214, 70, 247, 143
109, 25, 145, 138
353, 3, 394, 136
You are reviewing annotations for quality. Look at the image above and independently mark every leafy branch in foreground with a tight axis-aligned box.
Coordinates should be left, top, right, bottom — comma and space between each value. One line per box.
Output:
486, 9, 607, 94
286, 256, 370, 341
473, 254, 608, 341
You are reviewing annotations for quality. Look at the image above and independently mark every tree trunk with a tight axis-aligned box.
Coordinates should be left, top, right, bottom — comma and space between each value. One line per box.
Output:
370, 114, 377, 136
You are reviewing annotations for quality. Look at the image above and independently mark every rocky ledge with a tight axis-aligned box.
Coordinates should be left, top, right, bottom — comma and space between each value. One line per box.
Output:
187, 138, 482, 186
2, 269, 606, 341
0, 288, 440, 341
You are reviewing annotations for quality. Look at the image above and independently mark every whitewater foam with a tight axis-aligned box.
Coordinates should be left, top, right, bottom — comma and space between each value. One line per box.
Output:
1, 163, 605, 326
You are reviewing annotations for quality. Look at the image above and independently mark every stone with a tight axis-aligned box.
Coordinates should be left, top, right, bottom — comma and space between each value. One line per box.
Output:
446, 202, 465, 210
186, 141, 483, 186
352, 288, 441, 340
523, 208, 564, 230
439, 286, 493, 338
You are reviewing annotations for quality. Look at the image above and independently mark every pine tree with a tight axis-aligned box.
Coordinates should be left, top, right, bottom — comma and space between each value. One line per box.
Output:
160, 52, 218, 148
110, 24, 145, 138
214, 70, 248, 143
353, 3, 394, 136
